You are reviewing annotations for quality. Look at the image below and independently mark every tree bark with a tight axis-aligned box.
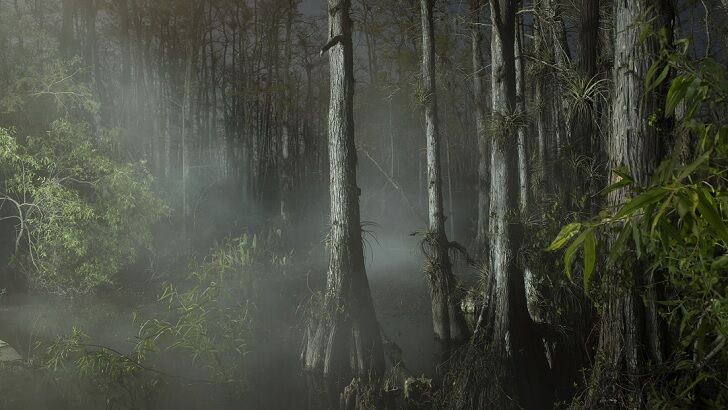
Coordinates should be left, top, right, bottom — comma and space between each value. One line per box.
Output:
579, 0, 599, 81
470, 0, 490, 258
514, 15, 527, 212
119, 0, 132, 127
587, 1, 674, 408
485, 0, 550, 407
83, 0, 103, 124
280, 0, 296, 222
532, 0, 550, 196
60, 0, 76, 57
302, 0, 384, 401
571, 0, 599, 172
551, 0, 570, 165
419, 0, 469, 351
487, 0, 519, 357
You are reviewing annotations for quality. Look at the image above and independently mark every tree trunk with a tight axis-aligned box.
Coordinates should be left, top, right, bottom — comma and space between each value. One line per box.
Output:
419, 0, 469, 352
551, 0, 570, 167
61, 0, 75, 57
485, 1, 550, 407
579, 0, 599, 82
83, 0, 103, 124
302, 0, 384, 402
532, 0, 550, 197
570, 0, 599, 185
119, 0, 132, 127
470, 0, 490, 258
514, 15, 527, 212
280, 0, 296, 222
487, 0, 518, 358
587, 1, 674, 408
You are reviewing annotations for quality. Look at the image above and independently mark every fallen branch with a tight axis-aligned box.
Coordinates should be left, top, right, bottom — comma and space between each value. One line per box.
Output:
360, 149, 426, 224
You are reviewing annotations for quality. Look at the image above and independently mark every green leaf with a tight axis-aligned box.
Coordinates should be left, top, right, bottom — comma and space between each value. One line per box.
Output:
646, 62, 670, 92
711, 254, 728, 271
683, 78, 701, 106
598, 178, 632, 197
612, 167, 634, 182
676, 190, 697, 219
665, 76, 690, 115
651, 193, 674, 238
614, 188, 670, 220
564, 229, 590, 280
632, 220, 642, 260
676, 151, 710, 182
608, 220, 631, 266
547, 222, 582, 251
695, 187, 728, 244
583, 230, 596, 291
597, 168, 634, 196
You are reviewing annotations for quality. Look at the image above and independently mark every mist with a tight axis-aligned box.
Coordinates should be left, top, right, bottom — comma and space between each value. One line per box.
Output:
1, 0, 727, 409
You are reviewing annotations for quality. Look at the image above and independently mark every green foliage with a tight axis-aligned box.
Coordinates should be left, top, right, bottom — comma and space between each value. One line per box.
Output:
135, 232, 290, 379
45, 326, 162, 409
549, 35, 728, 407
0, 121, 168, 294
561, 72, 610, 129
41, 231, 291, 408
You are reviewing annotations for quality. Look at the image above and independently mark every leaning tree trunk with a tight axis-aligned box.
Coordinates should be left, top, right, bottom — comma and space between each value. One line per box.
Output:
470, 0, 490, 259
587, 1, 673, 408
419, 0, 469, 352
483, 1, 550, 407
302, 0, 384, 404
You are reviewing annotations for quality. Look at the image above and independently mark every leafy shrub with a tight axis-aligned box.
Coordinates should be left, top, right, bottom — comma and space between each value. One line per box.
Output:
0, 120, 168, 294
42, 230, 292, 408
549, 34, 728, 407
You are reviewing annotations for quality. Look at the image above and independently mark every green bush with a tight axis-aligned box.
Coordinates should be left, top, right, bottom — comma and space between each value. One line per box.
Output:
0, 120, 168, 294
549, 34, 728, 407
41, 230, 292, 408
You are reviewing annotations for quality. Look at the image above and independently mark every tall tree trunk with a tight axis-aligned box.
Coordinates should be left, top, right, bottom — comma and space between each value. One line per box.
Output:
570, 0, 600, 188
514, 15, 527, 212
487, 0, 518, 357
280, 0, 296, 222
83, 0, 102, 123
579, 0, 599, 82
470, 0, 490, 258
119, 0, 132, 127
532, 0, 549, 196
540, 0, 603, 400
83, 0, 98, 74
485, 1, 549, 407
587, 1, 674, 408
302, 0, 384, 402
551, 0, 571, 167
61, 0, 75, 57
419, 0, 469, 352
